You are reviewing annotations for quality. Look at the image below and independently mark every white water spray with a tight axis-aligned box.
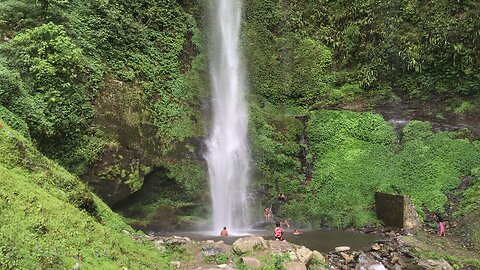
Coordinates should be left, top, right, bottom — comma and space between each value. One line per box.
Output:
205, 0, 250, 232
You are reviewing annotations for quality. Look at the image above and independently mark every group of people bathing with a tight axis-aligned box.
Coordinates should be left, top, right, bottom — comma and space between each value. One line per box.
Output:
219, 222, 301, 240
220, 193, 301, 240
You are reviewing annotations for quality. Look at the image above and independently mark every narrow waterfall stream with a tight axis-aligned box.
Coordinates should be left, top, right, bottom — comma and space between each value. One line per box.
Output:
205, 0, 251, 233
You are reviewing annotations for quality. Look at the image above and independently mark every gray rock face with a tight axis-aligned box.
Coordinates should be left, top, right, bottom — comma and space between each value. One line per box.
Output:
417, 259, 454, 270
232, 236, 268, 254
284, 261, 307, 270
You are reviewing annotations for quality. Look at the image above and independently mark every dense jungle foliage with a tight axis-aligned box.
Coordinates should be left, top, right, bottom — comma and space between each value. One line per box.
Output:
0, 0, 479, 254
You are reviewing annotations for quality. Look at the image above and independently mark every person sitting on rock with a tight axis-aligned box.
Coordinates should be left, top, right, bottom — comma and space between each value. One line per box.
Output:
274, 222, 284, 240
220, 227, 228, 237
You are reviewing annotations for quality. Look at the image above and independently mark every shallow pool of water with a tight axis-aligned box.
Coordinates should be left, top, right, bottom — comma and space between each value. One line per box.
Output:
162, 229, 383, 253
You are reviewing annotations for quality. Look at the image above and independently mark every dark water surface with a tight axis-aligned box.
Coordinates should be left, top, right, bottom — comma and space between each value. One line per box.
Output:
163, 229, 383, 253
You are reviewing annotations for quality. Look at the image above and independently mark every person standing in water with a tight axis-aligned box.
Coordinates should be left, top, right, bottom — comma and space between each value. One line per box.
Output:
264, 207, 271, 222
274, 222, 284, 240
220, 227, 228, 237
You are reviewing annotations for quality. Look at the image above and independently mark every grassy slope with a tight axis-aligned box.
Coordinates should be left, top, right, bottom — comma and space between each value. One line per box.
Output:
0, 122, 173, 269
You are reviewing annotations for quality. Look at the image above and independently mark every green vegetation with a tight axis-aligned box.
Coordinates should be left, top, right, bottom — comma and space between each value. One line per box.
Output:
203, 253, 228, 265
0, 122, 176, 269
0, 0, 479, 266
256, 111, 480, 228
244, 0, 480, 102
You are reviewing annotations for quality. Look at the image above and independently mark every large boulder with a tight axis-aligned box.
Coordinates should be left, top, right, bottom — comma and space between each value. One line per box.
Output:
232, 236, 268, 254
312, 250, 325, 263
295, 246, 313, 263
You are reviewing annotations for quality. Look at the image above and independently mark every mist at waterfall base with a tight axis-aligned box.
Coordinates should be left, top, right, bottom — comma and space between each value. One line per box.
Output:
204, 0, 251, 234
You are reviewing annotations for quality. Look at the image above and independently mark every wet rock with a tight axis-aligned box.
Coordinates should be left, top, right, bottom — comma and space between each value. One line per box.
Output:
371, 243, 381, 251
232, 236, 267, 254
335, 246, 351, 252
391, 255, 399, 264
296, 246, 313, 263
242, 257, 262, 268
165, 236, 190, 245
356, 252, 387, 270
417, 259, 453, 270
284, 261, 307, 270
202, 245, 223, 257
340, 252, 354, 262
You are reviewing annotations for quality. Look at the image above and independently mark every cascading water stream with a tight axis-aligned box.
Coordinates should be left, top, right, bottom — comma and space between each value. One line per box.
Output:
205, 0, 250, 233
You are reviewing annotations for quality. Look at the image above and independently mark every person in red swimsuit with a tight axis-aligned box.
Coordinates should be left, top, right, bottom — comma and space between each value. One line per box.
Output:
274, 222, 284, 240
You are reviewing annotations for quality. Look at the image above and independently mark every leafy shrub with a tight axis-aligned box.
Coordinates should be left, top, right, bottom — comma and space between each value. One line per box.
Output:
0, 106, 29, 138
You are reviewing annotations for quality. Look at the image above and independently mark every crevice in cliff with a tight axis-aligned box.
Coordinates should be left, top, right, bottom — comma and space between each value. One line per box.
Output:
296, 115, 314, 183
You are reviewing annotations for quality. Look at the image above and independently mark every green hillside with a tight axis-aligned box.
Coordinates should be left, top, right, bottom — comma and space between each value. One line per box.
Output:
0, 123, 173, 269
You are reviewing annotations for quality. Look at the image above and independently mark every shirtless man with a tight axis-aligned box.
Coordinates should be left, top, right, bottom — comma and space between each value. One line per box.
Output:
264, 207, 271, 222
220, 227, 228, 237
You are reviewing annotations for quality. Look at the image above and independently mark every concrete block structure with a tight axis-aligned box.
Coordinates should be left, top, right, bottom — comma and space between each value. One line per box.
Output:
375, 192, 420, 229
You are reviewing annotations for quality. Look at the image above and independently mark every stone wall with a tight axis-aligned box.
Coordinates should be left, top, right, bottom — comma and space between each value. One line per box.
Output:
403, 196, 420, 229
375, 192, 419, 229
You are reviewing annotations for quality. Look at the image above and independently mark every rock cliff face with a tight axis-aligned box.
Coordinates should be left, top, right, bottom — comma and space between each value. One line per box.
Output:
81, 79, 163, 205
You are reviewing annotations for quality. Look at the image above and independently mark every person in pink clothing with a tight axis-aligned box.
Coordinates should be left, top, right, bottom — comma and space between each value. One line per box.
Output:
274, 222, 284, 240
438, 220, 446, 237
434, 213, 446, 237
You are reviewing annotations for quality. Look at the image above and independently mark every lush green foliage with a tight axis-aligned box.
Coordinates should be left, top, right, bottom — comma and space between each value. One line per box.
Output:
0, 122, 177, 269
1, 20, 102, 172
1, 0, 479, 239
0, 0, 206, 176
249, 97, 303, 208
254, 110, 480, 228
244, 0, 480, 103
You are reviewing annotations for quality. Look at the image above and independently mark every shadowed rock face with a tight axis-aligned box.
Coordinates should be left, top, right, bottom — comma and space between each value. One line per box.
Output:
375, 192, 419, 229
82, 79, 162, 205
81, 78, 206, 207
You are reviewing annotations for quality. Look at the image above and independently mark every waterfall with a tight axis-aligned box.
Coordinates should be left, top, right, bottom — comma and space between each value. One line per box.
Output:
205, 0, 250, 233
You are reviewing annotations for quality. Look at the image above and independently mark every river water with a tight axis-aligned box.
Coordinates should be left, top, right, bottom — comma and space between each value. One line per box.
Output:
164, 229, 383, 253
